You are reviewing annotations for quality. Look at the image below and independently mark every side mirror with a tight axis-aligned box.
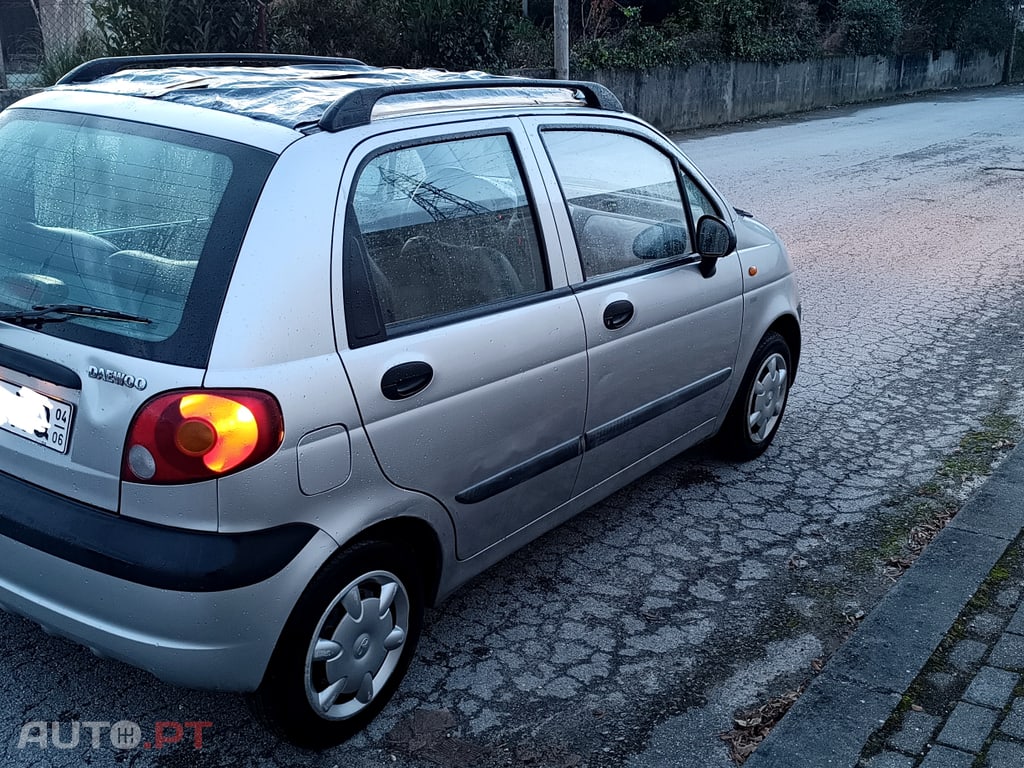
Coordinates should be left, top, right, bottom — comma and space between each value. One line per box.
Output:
695, 216, 736, 278
632, 221, 688, 261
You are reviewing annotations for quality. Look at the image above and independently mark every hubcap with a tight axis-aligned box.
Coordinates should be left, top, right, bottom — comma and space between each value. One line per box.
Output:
745, 352, 788, 444
304, 571, 410, 720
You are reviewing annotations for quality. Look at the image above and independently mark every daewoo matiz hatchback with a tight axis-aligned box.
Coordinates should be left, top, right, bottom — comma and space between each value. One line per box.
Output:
0, 54, 801, 747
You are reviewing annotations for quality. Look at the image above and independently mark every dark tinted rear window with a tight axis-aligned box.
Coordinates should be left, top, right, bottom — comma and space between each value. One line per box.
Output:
0, 109, 275, 367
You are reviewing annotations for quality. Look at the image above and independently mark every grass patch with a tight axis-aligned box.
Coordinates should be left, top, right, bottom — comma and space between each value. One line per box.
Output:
937, 413, 1020, 483
869, 412, 1021, 580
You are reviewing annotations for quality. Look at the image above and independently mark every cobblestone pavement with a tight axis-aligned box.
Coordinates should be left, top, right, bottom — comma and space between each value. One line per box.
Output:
1, 86, 1023, 767
860, 533, 1024, 768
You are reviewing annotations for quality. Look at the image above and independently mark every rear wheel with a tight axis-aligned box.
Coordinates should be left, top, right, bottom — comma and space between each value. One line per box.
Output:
717, 331, 792, 461
251, 540, 423, 749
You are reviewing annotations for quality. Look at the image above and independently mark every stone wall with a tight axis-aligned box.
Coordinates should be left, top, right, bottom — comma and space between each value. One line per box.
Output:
579, 50, 1006, 132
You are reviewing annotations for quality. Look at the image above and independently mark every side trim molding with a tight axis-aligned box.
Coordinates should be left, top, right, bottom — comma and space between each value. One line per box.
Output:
455, 368, 731, 504
454, 437, 583, 505
584, 368, 731, 451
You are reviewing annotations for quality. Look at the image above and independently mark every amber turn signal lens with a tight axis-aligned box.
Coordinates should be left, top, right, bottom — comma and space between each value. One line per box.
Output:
748, 266, 758, 276
174, 418, 218, 457
179, 394, 259, 472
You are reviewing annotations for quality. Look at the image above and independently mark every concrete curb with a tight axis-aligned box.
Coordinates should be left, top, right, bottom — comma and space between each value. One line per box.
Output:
745, 443, 1024, 768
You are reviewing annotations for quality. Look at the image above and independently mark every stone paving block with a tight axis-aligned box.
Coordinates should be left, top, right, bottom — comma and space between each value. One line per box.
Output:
996, 587, 1021, 608
886, 710, 941, 754
864, 752, 915, 768
969, 613, 1008, 638
985, 739, 1024, 767
998, 697, 1024, 740
949, 638, 989, 672
963, 667, 1020, 710
989, 633, 1024, 671
1007, 604, 1024, 636
919, 745, 976, 768
935, 701, 1000, 753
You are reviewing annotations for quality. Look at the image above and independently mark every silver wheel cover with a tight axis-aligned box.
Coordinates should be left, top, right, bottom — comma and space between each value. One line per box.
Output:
304, 570, 410, 720
745, 352, 788, 444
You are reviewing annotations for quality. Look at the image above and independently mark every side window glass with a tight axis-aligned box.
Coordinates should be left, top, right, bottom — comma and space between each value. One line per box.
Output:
682, 175, 718, 223
348, 134, 547, 328
542, 130, 690, 279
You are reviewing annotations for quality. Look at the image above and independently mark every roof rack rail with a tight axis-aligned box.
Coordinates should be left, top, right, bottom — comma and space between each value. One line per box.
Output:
318, 78, 623, 132
57, 54, 367, 86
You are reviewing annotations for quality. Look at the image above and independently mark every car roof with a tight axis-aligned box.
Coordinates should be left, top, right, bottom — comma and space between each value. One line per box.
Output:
53, 55, 623, 133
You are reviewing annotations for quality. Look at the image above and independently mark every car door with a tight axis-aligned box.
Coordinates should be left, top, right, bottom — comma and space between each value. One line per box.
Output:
523, 119, 744, 494
335, 121, 588, 559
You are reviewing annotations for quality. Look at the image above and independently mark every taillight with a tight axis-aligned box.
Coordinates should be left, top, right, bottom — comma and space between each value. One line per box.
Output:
122, 389, 284, 484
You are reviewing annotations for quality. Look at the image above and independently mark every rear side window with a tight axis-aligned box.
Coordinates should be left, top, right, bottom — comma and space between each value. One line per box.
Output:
0, 110, 273, 366
345, 134, 548, 332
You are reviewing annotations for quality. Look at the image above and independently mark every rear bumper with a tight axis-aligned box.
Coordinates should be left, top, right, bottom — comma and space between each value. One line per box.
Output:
0, 471, 338, 690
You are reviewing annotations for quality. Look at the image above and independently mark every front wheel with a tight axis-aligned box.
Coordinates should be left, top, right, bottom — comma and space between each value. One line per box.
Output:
250, 540, 423, 749
717, 331, 792, 461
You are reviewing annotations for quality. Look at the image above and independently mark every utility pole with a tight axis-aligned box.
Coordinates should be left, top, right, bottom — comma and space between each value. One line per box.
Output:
0, 13, 8, 91
1007, 1, 1021, 83
554, 0, 569, 79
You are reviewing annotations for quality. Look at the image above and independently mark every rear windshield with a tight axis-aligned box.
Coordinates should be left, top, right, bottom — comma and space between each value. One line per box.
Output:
0, 109, 275, 367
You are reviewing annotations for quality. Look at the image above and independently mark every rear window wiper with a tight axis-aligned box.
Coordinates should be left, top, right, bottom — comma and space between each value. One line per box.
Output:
0, 304, 152, 327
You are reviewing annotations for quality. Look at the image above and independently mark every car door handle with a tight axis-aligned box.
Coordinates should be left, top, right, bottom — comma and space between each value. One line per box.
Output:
603, 299, 634, 330
381, 361, 434, 400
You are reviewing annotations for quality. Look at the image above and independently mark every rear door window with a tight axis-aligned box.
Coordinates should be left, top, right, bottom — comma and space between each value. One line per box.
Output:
0, 110, 274, 366
345, 133, 548, 334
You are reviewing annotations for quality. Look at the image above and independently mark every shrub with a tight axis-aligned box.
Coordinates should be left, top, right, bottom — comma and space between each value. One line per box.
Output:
839, 0, 903, 55
390, 0, 520, 70
30, 32, 108, 87
571, 6, 685, 69
689, 0, 821, 62
270, 0, 519, 70
90, 0, 265, 56
505, 16, 554, 70
268, 0, 390, 61
956, 0, 1013, 54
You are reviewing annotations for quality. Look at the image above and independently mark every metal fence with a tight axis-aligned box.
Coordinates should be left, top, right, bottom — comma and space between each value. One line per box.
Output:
0, 0, 97, 87
0, 0, 283, 88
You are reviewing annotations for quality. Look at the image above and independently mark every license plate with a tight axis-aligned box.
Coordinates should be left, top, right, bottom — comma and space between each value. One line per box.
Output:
0, 378, 74, 453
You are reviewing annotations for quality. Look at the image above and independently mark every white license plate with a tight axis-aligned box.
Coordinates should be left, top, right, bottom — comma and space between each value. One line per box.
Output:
0, 378, 74, 453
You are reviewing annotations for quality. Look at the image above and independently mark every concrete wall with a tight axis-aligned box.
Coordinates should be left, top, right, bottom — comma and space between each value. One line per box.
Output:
580, 49, 1005, 132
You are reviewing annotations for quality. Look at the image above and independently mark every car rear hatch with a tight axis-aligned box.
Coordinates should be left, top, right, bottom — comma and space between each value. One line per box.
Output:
0, 106, 275, 513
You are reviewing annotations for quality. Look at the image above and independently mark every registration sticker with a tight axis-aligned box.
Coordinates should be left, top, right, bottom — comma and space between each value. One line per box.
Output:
0, 378, 74, 453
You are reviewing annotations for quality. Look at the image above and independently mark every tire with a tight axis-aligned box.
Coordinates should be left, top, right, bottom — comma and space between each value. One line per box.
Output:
717, 331, 792, 461
250, 540, 424, 749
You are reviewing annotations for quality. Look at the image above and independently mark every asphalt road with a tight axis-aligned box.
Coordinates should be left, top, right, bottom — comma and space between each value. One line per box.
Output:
3, 85, 1024, 768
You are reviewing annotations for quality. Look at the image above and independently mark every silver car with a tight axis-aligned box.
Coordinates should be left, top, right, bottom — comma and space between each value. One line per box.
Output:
0, 54, 800, 747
